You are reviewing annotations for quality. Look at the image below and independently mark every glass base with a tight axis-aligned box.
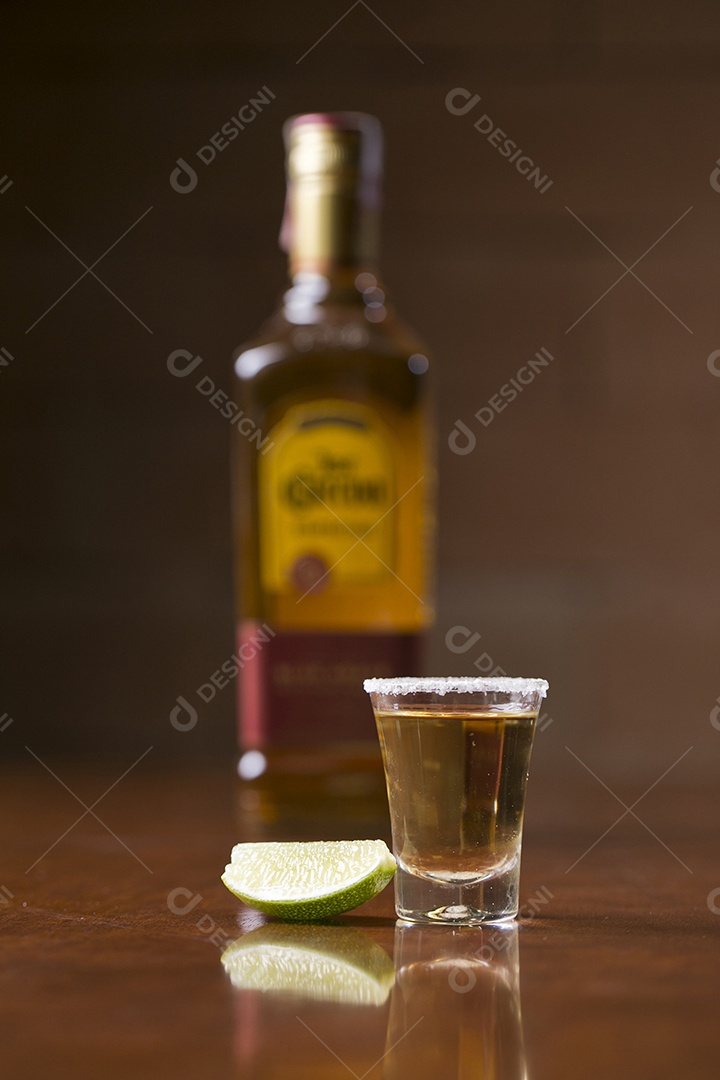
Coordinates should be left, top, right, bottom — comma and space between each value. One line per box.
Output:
394, 861, 520, 925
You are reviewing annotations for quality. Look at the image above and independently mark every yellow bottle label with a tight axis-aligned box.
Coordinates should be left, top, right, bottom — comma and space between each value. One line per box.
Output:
259, 400, 396, 596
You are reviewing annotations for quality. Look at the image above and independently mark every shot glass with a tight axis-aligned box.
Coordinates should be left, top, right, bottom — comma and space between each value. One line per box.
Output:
364, 676, 549, 924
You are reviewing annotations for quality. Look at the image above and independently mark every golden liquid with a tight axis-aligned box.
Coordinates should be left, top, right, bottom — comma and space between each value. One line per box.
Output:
232, 276, 435, 819
232, 277, 434, 633
232, 117, 434, 814
375, 710, 536, 882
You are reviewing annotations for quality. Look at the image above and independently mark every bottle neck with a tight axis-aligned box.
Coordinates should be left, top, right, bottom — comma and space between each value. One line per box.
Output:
282, 177, 379, 278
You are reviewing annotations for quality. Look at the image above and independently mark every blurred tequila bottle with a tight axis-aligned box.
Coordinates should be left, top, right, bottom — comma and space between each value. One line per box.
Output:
231, 112, 435, 825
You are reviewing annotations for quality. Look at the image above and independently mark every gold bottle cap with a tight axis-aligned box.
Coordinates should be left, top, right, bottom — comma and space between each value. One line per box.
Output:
280, 113, 383, 270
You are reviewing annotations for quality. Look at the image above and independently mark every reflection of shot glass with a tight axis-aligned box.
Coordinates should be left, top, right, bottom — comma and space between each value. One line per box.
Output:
383, 923, 525, 1080
364, 677, 549, 924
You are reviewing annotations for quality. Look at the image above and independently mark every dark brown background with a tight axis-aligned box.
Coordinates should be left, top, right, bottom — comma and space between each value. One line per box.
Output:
2, 1, 720, 793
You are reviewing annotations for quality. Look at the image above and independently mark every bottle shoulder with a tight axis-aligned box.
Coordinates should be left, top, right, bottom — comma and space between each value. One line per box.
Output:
233, 271, 430, 377
233, 309, 429, 382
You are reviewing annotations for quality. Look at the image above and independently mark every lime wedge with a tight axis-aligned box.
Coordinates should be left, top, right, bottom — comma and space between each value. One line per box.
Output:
221, 923, 395, 1005
221, 839, 396, 921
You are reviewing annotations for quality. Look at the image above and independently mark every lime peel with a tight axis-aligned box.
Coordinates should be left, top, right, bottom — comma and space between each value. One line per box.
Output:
221, 839, 396, 921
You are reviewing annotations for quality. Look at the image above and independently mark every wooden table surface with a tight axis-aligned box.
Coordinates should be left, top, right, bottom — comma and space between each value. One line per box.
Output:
2, 762, 719, 1079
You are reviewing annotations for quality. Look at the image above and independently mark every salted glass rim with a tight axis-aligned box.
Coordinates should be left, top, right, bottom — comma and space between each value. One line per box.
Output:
363, 676, 549, 697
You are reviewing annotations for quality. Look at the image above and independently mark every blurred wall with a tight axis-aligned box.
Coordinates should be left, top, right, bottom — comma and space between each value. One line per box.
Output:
2, 1, 720, 781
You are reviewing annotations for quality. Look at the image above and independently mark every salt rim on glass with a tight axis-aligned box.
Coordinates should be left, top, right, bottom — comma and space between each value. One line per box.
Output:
363, 676, 549, 697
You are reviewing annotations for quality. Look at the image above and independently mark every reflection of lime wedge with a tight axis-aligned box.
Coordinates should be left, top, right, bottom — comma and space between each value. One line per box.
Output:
221, 924, 395, 1005
221, 839, 396, 921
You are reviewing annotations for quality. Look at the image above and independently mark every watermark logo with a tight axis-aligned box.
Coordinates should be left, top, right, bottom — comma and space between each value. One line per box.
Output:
170, 87, 276, 194
445, 625, 481, 654
710, 159, 720, 193
446, 87, 553, 195
167, 887, 203, 915
707, 350, 720, 378
167, 348, 204, 378
709, 694, 720, 730
167, 887, 234, 949
169, 697, 199, 733
169, 158, 198, 194
448, 961, 481, 994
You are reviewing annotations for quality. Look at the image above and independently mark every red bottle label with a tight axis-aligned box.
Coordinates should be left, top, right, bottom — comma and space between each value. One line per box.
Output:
238, 620, 421, 747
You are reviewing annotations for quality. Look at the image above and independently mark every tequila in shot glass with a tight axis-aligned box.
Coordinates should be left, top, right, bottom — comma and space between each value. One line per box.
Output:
364, 676, 549, 924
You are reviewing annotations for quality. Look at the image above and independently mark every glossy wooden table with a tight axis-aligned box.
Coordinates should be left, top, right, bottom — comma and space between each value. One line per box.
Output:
2, 763, 719, 1079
